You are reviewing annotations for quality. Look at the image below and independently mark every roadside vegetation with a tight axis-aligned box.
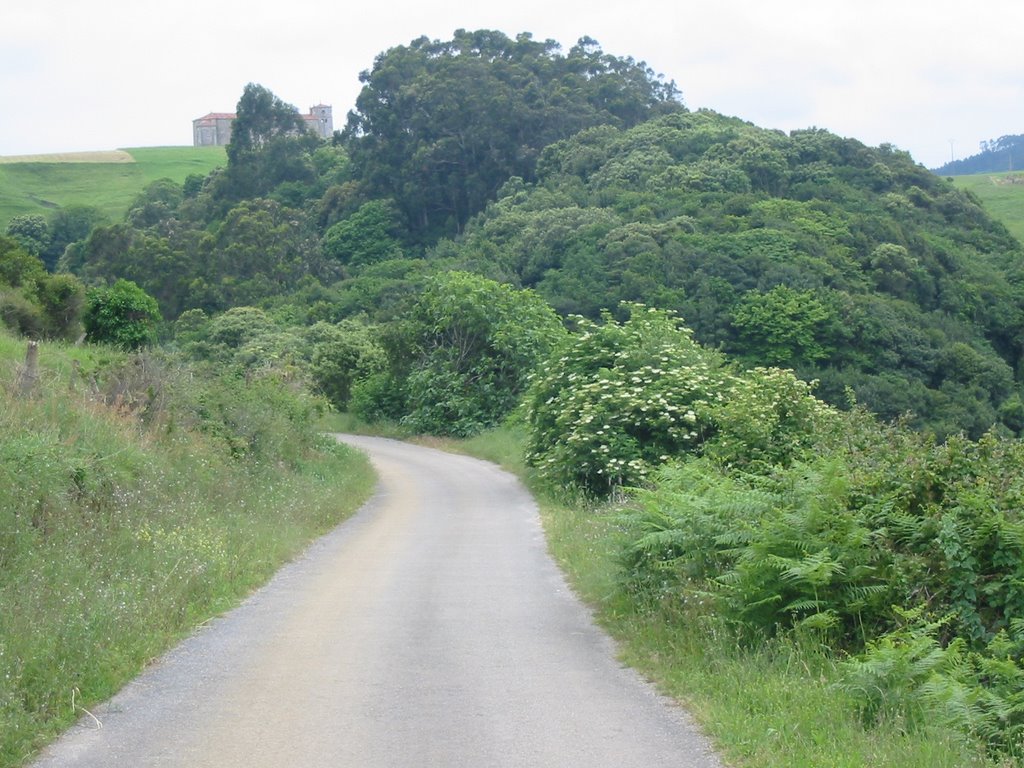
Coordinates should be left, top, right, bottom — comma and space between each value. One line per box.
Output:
0, 329, 374, 767
443, 304, 1024, 767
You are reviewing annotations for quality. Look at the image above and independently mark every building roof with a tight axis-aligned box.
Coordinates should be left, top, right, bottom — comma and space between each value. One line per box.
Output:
193, 112, 237, 123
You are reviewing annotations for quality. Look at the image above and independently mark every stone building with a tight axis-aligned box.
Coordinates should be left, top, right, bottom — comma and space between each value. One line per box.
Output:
192, 104, 334, 147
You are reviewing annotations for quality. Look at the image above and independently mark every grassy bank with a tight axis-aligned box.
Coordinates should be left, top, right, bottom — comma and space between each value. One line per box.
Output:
0, 332, 374, 767
0, 146, 226, 227
446, 424, 1000, 768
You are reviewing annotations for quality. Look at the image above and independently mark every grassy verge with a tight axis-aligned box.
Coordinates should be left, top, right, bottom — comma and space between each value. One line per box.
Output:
0, 334, 374, 767
448, 424, 998, 768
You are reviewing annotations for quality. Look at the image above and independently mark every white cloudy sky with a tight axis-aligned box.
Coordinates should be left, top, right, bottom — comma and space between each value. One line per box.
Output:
2, 0, 1022, 169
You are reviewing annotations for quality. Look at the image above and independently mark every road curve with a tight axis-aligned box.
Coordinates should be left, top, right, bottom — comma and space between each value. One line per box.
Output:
32, 435, 723, 768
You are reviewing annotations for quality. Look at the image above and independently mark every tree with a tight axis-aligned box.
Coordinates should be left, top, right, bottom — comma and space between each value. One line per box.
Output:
83, 279, 161, 350
729, 286, 836, 367
0, 235, 46, 288
36, 273, 86, 340
44, 205, 107, 271
356, 271, 566, 435
222, 84, 318, 199
5, 215, 49, 260
321, 199, 403, 268
205, 199, 331, 308
306, 320, 386, 409
344, 30, 683, 242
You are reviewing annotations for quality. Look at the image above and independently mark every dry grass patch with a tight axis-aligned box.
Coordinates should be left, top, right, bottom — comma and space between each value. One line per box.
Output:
0, 151, 135, 164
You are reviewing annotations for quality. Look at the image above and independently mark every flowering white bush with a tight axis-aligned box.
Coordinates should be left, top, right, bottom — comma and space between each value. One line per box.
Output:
524, 304, 836, 494
524, 304, 731, 493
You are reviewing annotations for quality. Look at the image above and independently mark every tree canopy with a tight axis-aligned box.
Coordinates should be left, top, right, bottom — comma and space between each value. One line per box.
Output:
444, 111, 1024, 437
343, 30, 683, 242
44, 38, 1024, 438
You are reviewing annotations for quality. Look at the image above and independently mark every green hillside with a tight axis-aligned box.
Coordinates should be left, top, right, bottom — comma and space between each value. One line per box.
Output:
0, 146, 226, 228
950, 171, 1024, 243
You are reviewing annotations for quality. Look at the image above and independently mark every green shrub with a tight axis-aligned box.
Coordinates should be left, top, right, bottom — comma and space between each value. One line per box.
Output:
369, 271, 566, 436
524, 304, 729, 493
0, 291, 45, 338
36, 274, 85, 341
306, 319, 385, 409
840, 609, 1024, 759
83, 279, 161, 350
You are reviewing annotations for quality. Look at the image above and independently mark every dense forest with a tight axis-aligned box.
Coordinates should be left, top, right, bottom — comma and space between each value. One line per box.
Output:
7, 29, 1022, 438
934, 133, 1024, 175
7, 28, 1024, 762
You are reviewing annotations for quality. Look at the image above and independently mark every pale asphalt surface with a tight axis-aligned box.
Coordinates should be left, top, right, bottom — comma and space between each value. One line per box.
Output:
32, 435, 724, 767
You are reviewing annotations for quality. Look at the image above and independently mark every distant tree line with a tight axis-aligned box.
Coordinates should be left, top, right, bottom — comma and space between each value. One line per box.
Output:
934, 133, 1024, 175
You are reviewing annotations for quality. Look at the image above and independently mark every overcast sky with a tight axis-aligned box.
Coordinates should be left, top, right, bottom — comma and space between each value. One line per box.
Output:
2, 0, 1021, 169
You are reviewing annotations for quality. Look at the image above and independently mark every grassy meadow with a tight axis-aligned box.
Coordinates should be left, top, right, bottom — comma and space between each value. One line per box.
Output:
0, 146, 226, 228
950, 171, 1024, 243
0, 330, 374, 767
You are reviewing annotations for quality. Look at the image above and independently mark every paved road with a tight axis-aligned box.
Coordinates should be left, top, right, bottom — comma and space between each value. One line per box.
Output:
33, 436, 723, 767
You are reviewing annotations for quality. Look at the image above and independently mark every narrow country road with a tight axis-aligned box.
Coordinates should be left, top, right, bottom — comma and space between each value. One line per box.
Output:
32, 436, 723, 768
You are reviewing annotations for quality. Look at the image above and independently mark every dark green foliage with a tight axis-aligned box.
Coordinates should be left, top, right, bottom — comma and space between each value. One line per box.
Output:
35, 274, 85, 341
344, 30, 682, 242
730, 285, 836, 366
83, 279, 161, 350
624, 419, 1024, 645
450, 111, 1024, 437
0, 291, 45, 338
0, 235, 46, 288
616, 398, 1024, 754
306, 319, 385, 409
221, 84, 318, 201
45, 43, 1024, 443
4, 214, 49, 259
839, 608, 1024, 759
44, 205, 107, 271
67, 190, 338, 318
321, 199, 403, 267
0, 236, 86, 339
356, 271, 565, 435
126, 178, 184, 228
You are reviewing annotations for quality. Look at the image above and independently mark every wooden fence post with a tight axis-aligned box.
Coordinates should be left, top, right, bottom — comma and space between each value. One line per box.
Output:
18, 340, 39, 397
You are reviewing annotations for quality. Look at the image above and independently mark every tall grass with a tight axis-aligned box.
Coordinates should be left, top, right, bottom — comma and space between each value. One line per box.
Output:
0, 334, 374, 767
450, 425, 1001, 768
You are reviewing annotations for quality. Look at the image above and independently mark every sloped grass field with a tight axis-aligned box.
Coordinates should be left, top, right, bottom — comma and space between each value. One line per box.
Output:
951, 171, 1024, 244
0, 147, 226, 227
0, 330, 373, 767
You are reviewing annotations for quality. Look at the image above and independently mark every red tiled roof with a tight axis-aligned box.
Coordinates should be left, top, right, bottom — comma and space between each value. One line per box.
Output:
194, 112, 237, 122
